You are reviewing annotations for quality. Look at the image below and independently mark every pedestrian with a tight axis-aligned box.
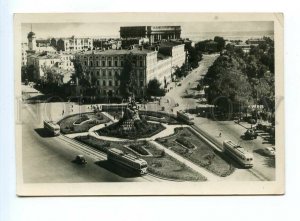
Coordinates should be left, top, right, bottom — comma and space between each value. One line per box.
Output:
219, 132, 222, 137
62, 110, 64, 116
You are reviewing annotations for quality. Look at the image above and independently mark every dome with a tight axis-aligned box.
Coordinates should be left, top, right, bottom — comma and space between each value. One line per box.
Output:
27, 31, 36, 38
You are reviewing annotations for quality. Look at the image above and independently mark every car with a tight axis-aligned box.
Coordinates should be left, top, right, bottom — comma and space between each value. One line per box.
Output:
248, 118, 257, 124
244, 129, 258, 140
177, 83, 182, 86
262, 146, 275, 156
73, 155, 87, 165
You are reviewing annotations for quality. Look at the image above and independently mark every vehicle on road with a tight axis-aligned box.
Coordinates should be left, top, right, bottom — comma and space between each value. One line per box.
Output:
247, 118, 257, 124
74, 155, 87, 165
262, 146, 275, 156
223, 140, 253, 168
244, 129, 258, 140
107, 148, 148, 175
177, 110, 194, 125
177, 83, 182, 86
43, 120, 60, 136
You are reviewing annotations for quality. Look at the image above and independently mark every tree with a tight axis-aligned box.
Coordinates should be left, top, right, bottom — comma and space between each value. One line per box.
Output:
206, 68, 253, 113
146, 78, 166, 97
117, 53, 135, 98
188, 47, 203, 69
214, 36, 226, 51
71, 58, 90, 87
21, 65, 35, 82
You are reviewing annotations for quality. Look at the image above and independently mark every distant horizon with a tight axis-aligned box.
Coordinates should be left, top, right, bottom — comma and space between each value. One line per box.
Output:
21, 21, 273, 43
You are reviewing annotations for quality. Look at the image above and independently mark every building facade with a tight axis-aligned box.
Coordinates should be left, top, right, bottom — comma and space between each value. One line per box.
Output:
120, 26, 181, 44
54, 36, 93, 52
27, 53, 62, 80
75, 43, 186, 97
21, 43, 28, 66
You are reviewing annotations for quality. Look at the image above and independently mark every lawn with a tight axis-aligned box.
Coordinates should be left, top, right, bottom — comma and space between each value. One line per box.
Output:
156, 127, 235, 177
139, 111, 180, 124
97, 120, 166, 139
59, 112, 111, 134
75, 137, 206, 181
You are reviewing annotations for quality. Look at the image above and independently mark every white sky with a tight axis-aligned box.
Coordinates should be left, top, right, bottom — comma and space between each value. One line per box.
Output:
22, 21, 274, 41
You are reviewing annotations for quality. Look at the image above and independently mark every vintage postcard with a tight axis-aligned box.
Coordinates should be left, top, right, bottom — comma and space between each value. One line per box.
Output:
15, 13, 284, 195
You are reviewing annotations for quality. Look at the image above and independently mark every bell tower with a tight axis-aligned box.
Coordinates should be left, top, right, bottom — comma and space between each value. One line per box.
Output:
27, 25, 36, 52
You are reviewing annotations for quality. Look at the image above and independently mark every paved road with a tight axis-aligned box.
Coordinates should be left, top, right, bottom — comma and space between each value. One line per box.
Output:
160, 54, 275, 181
21, 102, 159, 183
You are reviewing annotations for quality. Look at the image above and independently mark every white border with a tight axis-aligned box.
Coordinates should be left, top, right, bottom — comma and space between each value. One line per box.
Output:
1, 1, 300, 221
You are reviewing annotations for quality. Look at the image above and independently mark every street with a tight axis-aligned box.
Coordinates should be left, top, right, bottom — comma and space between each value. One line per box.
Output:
20, 54, 275, 182
161, 54, 275, 181
21, 102, 159, 183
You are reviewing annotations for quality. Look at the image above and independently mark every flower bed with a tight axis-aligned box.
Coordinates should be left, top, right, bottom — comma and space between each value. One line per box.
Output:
175, 137, 195, 149
73, 114, 90, 125
97, 120, 166, 139
156, 127, 235, 177
74, 137, 206, 181
59, 112, 110, 134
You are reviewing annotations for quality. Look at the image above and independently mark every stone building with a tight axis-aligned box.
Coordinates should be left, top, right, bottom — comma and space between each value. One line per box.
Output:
120, 26, 181, 44
75, 43, 186, 97
52, 36, 93, 52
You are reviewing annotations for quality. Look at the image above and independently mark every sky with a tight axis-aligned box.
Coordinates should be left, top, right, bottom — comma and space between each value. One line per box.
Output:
21, 21, 274, 42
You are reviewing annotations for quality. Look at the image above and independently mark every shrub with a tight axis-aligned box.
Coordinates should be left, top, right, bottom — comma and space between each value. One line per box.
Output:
175, 137, 195, 149
128, 144, 149, 155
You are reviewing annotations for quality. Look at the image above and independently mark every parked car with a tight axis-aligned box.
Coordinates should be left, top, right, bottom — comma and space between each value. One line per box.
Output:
244, 129, 258, 140
73, 155, 87, 165
248, 118, 257, 124
262, 146, 275, 156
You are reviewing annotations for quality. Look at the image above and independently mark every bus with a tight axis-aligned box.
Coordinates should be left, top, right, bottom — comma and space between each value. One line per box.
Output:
107, 148, 148, 175
177, 110, 194, 125
43, 120, 60, 136
223, 140, 253, 168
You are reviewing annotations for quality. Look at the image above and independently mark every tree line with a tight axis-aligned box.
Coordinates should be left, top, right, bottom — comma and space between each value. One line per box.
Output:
203, 37, 275, 120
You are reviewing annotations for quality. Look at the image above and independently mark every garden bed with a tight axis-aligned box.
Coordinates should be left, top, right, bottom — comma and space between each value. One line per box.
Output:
97, 120, 166, 139
59, 112, 111, 134
75, 137, 206, 181
156, 127, 235, 177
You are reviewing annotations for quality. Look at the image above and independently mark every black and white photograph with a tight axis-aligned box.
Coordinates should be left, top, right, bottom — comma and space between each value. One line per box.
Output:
14, 13, 284, 195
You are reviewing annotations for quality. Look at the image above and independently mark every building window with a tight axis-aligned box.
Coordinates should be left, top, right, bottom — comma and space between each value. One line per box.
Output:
97, 71, 99, 76
114, 60, 118, 66
103, 70, 106, 76
120, 61, 123, 66
103, 80, 106, 86
109, 80, 112, 86
108, 61, 112, 67
102, 61, 105, 66
140, 81, 143, 86
140, 61, 143, 67
115, 80, 118, 86
108, 71, 112, 77
96, 61, 99, 66
90, 61, 93, 66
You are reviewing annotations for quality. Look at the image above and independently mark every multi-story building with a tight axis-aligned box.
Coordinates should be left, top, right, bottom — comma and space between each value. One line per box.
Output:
158, 42, 186, 69
120, 26, 181, 44
27, 51, 75, 81
121, 37, 149, 49
75, 43, 186, 97
21, 43, 28, 66
52, 36, 93, 52
27, 53, 62, 80
59, 52, 75, 71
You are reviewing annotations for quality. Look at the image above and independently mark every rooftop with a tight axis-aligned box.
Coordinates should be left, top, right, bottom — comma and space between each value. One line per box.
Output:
28, 52, 61, 60
77, 47, 156, 56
